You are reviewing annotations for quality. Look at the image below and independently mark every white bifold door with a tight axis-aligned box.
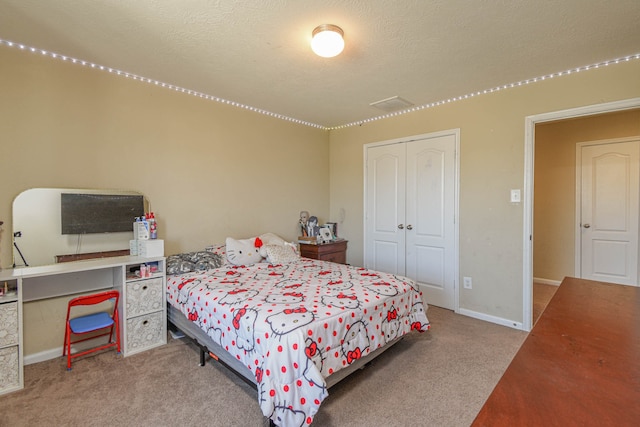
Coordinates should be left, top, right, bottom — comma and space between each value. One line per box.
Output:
365, 131, 458, 309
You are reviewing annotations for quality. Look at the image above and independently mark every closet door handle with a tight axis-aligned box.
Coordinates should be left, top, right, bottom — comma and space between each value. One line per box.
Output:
398, 224, 404, 230
406, 225, 413, 230
583, 223, 591, 229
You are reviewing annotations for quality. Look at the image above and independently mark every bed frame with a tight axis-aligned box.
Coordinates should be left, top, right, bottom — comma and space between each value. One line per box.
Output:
168, 304, 403, 421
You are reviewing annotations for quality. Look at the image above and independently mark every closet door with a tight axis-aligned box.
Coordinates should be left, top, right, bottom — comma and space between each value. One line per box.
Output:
406, 134, 456, 309
365, 143, 406, 275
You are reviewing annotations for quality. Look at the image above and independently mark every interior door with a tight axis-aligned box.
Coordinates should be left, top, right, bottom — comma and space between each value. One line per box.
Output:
406, 135, 456, 308
580, 139, 639, 285
365, 143, 406, 275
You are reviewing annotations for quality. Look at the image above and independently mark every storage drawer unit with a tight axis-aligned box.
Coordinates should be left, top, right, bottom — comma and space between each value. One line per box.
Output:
125, 311, 165, 354
0, 347, 20, 391
125, 277, 164, 317
120, 259, 167, 356
0, 277, 22, 395
0, 302, 19, 347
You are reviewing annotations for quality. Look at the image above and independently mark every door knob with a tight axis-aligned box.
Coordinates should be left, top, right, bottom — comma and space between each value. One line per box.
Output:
583, 224, 591, 228
406, 225, 413, 230
398, 224, 404, 229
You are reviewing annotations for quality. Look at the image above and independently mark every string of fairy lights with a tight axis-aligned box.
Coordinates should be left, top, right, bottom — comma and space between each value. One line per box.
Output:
1, 38, 638, 131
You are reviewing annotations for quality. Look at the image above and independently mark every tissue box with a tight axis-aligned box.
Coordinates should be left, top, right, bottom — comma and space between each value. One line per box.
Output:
137, 239, 164, 257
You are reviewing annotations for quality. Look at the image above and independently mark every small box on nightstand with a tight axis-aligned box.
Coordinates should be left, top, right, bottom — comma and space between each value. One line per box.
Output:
137, 239, 164, 257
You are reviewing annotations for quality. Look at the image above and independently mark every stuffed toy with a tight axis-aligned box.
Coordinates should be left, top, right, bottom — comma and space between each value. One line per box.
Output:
255, 232, 300, 263
258, 232, 287, 258
226, 236, 264, 265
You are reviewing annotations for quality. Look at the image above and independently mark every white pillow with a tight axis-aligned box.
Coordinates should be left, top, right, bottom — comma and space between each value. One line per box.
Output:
263, 243, 300, 264
225, 237, 264, 265
260, 232, 286, 246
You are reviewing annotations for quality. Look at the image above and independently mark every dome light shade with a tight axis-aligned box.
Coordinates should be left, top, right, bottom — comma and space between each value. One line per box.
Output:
311, 24, 344, 58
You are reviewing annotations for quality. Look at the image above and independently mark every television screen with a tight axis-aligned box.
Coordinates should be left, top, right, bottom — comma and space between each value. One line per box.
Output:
61, 193, 144, 234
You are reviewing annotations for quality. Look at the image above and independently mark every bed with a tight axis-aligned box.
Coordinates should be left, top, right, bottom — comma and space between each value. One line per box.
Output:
165, 238, 430, 426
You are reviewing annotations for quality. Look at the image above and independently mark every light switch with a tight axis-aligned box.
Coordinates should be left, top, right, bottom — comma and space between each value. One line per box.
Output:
510, 189, 521, 203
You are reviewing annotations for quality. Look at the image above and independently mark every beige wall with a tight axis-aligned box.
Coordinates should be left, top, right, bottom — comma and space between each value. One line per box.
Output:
534, 110, 640, 282
329, 60, 640, 324
0, 46, 329, 355
2, 42, 640, 355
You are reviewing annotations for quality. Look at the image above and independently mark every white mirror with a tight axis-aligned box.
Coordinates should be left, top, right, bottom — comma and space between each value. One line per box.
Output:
13, 188, 147, 267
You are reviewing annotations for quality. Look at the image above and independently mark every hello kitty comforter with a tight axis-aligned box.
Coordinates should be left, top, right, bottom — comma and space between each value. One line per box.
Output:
166, 258, 430, 426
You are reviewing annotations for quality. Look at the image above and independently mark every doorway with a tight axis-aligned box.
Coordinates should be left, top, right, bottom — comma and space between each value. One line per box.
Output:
524, 98, 640, 331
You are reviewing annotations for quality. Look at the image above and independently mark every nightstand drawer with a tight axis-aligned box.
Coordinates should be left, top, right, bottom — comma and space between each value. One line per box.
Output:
299, 240, 348, 264
321, 251, 346, 264
0, 302, 19, 347
126, 311, 164, 353
126, 277, 163, 317
0, 346, 19, 390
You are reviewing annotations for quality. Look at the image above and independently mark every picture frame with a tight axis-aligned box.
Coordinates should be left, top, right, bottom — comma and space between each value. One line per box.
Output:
318, 225, 333, 243
324, 222, 338, 237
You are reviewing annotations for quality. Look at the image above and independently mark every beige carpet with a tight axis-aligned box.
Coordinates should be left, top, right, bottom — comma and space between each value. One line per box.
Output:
0, 307, 526, 427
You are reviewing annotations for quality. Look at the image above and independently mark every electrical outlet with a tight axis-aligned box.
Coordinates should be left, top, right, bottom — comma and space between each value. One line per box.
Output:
463, 277, 472, 289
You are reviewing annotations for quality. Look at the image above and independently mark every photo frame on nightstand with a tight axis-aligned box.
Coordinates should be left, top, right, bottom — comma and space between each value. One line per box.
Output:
318, 226, 333, 243
324, 222, 338, 237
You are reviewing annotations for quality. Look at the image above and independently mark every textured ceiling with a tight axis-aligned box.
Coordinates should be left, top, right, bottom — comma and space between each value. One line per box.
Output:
1, 0, 639, 128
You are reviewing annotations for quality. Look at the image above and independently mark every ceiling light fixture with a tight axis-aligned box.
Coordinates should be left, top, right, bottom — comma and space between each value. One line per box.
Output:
311, 24, 344, 58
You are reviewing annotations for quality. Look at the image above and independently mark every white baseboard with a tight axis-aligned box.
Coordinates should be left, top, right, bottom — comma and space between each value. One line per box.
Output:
533, 277, 562, 286
24, 347, 63, 365
24, 339, 110, 365
457, 308, 524, 331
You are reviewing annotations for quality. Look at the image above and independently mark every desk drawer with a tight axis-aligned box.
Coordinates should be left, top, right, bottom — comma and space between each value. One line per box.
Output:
0, 302, 18, 347
0, 346, 19, 390
126, 311, 164, 353
126, 278, 163, 317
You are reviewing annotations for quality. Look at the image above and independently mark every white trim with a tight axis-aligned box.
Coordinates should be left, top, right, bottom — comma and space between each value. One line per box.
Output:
524, 97, 640, 332
453, 129, 461, 313
457, 308, 524, 330
533, 277, 561, 286
523, 116, 535, 332
363, 129, 460, 313
24, 336, 116, 365
24, 348, 63, 365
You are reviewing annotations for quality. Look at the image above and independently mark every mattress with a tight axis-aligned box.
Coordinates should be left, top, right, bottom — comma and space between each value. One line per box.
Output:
166, 258, 430, 426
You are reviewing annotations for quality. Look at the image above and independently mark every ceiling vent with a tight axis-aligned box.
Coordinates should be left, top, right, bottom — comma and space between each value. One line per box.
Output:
369, 96, 414, 112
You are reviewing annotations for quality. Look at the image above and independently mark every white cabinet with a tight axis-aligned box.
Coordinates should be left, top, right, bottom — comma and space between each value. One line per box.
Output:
0, 278, 23, 395
1, 255, 167, 395
118, 260, 166, 355
365, 131, 458, 309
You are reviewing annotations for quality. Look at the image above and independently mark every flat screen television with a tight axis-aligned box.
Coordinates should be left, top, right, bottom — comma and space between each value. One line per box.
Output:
61, 193, 144, 234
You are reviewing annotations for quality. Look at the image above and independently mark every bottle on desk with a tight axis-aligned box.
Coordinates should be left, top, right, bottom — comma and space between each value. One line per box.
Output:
147, 212, 157, 239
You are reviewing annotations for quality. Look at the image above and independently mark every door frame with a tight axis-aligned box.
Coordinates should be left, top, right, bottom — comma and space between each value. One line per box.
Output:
523, 97, 640, 331
575, 137, 640, 280
363, 128, 460, 312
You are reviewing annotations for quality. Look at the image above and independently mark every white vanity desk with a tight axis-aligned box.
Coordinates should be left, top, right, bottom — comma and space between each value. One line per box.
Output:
0, 255, 167, 395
